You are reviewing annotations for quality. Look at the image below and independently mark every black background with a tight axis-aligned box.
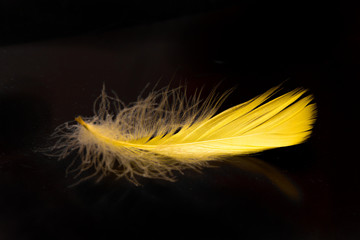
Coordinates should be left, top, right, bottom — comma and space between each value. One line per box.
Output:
0, 1, 359, 239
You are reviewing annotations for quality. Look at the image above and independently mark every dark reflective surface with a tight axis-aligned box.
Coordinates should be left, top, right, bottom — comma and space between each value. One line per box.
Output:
0, 2, 358, 239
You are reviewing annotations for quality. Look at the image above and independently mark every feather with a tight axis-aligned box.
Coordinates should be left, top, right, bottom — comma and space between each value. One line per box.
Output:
49, 85, 316, 185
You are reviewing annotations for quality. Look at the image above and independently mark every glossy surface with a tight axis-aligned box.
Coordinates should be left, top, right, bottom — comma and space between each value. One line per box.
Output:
0, 2, 358, 239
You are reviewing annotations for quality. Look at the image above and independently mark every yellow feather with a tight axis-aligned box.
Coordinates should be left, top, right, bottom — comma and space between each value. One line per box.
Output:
50, 85, 316, 185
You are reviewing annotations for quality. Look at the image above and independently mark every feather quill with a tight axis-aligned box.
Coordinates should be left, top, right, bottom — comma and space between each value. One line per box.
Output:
50, 85, 316, 184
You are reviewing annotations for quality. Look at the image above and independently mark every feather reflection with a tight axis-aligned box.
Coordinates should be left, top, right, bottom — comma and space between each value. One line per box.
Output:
224, 156, 300, 201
